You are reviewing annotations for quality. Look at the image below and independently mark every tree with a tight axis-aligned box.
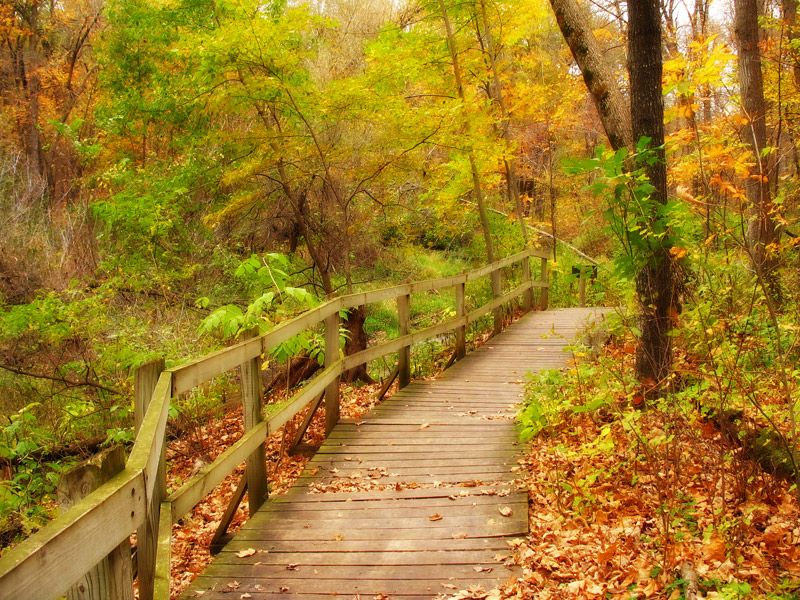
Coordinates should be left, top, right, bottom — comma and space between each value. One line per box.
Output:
734, 0, 777, 279
548, 0, 632, 151
629, 0, 679, 386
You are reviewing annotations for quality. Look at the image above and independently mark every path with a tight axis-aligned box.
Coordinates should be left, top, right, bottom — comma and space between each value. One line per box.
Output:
183, 307, 609, 599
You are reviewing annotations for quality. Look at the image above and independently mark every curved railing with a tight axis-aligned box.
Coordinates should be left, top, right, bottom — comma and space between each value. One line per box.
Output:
0, 249, 549, 600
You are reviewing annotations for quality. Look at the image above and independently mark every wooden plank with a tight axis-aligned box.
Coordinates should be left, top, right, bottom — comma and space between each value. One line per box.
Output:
521, 256, 533, 311
240, 329, 267, 512
225, 522, 524, 541
58, 446, 133, 600
455, 281, 466, 360
324, 312, 340, 434
467, 281, 531, 325
211, 549, 507, 566
221, 536, 518, 553
134, 361, 166, 600
540, 257, 549, 309
153, 501, 172, 600
0, 469, 144, 600
464, 250, 527, 281
255, 494, 525, 512
245, 502, 526, 523
397, 293, 410, 388
187, 577, 514, 597
190, 563, 514, 581
127, 371, 172, 503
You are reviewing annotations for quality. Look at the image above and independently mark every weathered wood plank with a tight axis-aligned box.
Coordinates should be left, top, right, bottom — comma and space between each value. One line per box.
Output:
211, 549, 507, 566
179, 309, 612, 600
0, 469, 144, 600
153, 501, 173, 600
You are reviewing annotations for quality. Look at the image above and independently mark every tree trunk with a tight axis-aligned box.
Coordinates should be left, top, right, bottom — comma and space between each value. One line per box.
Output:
549, 0, 633, 150
783, 0, 800, 90
439, 0, 501, 332
340, 305, 375, 384
477, 0, 528, 245
629, 0, 679, 386
735, 0, 777, 278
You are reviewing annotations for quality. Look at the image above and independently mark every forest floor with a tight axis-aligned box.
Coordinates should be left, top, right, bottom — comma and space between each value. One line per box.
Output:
162, 338, 799, 600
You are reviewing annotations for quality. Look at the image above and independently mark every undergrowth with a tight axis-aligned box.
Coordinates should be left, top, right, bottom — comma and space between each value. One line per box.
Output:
516, 297, 800, 599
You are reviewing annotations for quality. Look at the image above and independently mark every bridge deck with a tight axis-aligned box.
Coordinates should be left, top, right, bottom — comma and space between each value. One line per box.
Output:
183, 308, 608, 599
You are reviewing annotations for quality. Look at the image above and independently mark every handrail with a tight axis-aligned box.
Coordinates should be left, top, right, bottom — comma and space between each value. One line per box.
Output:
0, 249, 549, 600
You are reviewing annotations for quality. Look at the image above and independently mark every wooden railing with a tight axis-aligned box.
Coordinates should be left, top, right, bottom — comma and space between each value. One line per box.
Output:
0, 249, 549, 600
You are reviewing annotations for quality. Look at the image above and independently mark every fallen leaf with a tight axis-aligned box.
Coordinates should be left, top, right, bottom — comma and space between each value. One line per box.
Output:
420, 423, 430, 430
240, 595, 252, 599
453, 531, 468, 539
473, 566, 493, 573
235, 548, 256, 558
286, 563, 300, 571
334, 534, 343, 541
429, 513, 443, 521
227, 581, 240, 590
597, 543, 617, 564
499, 506, 513, 517
442, 584, 457, 589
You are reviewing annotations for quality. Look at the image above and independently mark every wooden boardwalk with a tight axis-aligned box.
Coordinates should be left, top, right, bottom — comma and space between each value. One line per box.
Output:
183, 308, 608, 599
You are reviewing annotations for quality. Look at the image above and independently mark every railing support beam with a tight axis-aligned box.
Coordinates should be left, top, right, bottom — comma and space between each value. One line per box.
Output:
240, 329, 268, 513
134, 358, 165, 600
324, 312, 341, 434
398, 294, 411, 388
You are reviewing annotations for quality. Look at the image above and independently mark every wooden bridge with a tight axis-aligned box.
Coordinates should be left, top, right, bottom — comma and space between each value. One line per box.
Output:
0, 250, 607, 600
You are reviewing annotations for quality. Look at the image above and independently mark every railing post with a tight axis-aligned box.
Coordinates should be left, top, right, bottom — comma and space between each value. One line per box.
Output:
324, 311, 341, 434
134, 358, 166, 600
491, 269, 502, 335
239, 329, 267, 513
579, 270, 586, 307
521, 255, 533, 312
58, 446, 134, 600
455, 280, 466, 360
398, 293, 411, 388
539, 257, 549, 310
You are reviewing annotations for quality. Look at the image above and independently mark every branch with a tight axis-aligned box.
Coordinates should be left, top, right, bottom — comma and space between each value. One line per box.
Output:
460, 200, 601, 265
0, 364, 122, 396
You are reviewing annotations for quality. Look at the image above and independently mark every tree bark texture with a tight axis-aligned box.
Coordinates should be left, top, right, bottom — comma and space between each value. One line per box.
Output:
629, 0, 679, 386
549, 0, 633, 150
735, 0, 776, 273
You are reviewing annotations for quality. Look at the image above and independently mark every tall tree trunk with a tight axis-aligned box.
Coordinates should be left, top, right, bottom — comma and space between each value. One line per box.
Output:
629, 0, 679, 386
438, 0, 496, 265
548, 0, 633, 150
735, 0, 777, 280
439, 0, 502, 331
783, 0, 800, 90
476, 0, 528, 246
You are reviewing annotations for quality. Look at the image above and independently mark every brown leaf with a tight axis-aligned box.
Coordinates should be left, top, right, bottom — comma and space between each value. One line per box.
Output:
442, 584, 457, 589
286, 563, 300, 571
596, 543, 617, 564
704, 535, 727, 563
235, 548, 256, 558
473, 566, 493, 573
420, 423, 430, 430
453, 531, 469, 539
227, 581, 240, 590
499, 506, 513, 517
429, 513, 443, 521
